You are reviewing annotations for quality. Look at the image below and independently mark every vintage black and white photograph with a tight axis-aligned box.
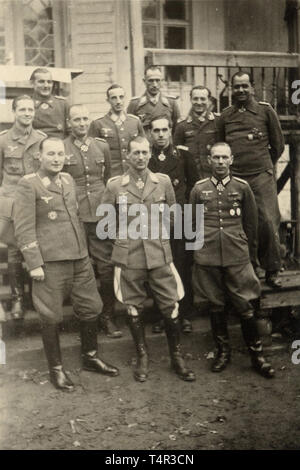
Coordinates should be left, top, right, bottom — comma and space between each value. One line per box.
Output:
0, 0, 299, 452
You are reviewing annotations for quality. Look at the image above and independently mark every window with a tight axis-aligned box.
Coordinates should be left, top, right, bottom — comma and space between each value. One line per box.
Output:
142, 0, 191, 82
23, 0, 55, 66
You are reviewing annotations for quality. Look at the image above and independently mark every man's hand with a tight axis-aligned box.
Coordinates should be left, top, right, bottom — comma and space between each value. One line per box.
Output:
30, 266, 45, 281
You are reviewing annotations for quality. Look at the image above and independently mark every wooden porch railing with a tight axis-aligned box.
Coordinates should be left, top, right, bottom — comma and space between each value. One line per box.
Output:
145, 49, 300, 117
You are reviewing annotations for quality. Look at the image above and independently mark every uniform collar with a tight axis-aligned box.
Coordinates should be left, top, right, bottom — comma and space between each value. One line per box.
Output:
146, 92, 160, 105
121, 169, 159, 186
108, 110, 127, 124
211, 175, 231, 187
187, 110, 215, 123
233, 96, 258, 114
72, 135, 92, 151
33, 93, 54, 106
11, 124, 32, 141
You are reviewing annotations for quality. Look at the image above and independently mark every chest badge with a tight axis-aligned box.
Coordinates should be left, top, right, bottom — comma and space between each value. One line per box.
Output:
158, 152, 166, 162
7, 145, 18, 152
57, 124, 63, 131
81, 144, 89, 152
216, 183, 225, 192
41, 196, 53, 204
230, 209, 235, 216
236, 208, 241, 216
48, 211, 58, 220
41, 103, 49, 110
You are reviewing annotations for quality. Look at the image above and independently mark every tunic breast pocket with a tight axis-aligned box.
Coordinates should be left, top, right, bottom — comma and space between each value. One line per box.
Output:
3, 154, 24, 175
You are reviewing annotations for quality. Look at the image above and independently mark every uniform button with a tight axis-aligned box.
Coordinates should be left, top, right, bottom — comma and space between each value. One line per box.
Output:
121, 138, 125, 142
218, 201, 222, 204
86, 166, 89, 169
220, 227, 223, 230
87, 191, 90, 195
218, 193, 222, 195
219, 210, 222, 213
122, 149, 126, 152
87, 183, 90, 186
220, 219, 223, 222
120, 128, 124, 131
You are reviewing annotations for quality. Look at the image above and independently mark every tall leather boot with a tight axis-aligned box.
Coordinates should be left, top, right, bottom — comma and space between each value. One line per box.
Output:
8, 262, 25, 320
210, 310, 231, 372
164, 317, 195, 381
80, 320, 119, 376
98, 280, 122, 338
127, 315, 148, 382
240, 315, 275, 378
41, 324, 74, 391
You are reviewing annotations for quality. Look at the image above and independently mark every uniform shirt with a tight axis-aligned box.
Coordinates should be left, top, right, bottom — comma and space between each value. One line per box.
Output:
100, 169, 176, 269
33, 94, 69, 138
148, 143, 199, 207
13, 172, 88, 271
189, 175, 258, 267
127, 92, 181, 132
88, 111, 145, 177
63, 135, 111, 222
217, 98, 284, 176
0, 125, 46, 191
174, 110, 219, 178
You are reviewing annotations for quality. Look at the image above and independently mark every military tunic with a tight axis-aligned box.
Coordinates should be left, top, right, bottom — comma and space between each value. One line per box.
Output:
88, 111, 145, 177
13, 172, 102, 324
0, 125, 46, 260
33, 94, 69, 139
217, 98, 284, 271
127, 92, 180, 134
190, 175, 261, 313
99, 169, 184, 316
173, 110, 219, 179
63, 134, 113, 280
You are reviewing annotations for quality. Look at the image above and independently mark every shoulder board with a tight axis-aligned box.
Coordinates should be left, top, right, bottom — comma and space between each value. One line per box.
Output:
258, 101, 271, 106
233, 176, 247, 184
0, 129, 8, 135
156, 173, 169, 178
36, 130, 47, 136
177, 117, 185, 124
94, 137, 107, 143
130, 96, 140, 101
127, 113, 139, 120
196, 178, 209, 185
60, 172, 71, 177
222, 105, 234, 112
166, 94, 178, 100
214, 112, 221, 117
107, 175, 120, 184
23, 173, 36, 179
176, 145, 189, 152
54, 95, 66, 100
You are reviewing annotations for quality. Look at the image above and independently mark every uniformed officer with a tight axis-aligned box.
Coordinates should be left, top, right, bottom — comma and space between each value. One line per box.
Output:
174, 86, 219, 179
217, 71, 285, 288
88, 84, 145, 177
148, 116, 199, 334
0, 95, 46, 320
127, 66, 181, 139
190, 142, 274, 378
100, 135, 195, 383
13, 137, 119, 391
64, 104, 122, 339
30, 67, 69, 138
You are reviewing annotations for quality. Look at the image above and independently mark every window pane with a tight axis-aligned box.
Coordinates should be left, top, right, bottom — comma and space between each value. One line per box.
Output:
164, 0, 186, 20
22, 0, 55, 66
143, 24, 158, 48
142, 0, 158, 20
164, 26, 186, 49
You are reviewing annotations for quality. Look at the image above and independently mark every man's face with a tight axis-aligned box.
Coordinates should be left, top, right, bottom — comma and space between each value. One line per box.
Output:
32, 72, 53, 99
39, 139, 66, 176
69, 106, 90, 138
127, 140, 150, 172
107, 87, 125, 114
150, 118, 171, 149
191, 88, 210, 115
208, 144, 233, 179
144, 69, 162, 96
14, 99, 35, 127
232, 74, 252, 103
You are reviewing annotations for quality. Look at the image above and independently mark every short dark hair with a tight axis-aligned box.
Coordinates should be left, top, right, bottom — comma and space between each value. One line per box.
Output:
231, 71, 253, 86
144, 65, 162, 77
127, 135, 150, 153
106, 84, 124, 98
209, 141, 232, 155
12, 95, 34, 111
190, 85, 211, 99
149, 115, 172, 130
30, 67, 52, 82
39, 136, 65, 152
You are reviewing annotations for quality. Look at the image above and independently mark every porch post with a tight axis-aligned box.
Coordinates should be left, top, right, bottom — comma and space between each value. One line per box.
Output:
128, 0, 144, 96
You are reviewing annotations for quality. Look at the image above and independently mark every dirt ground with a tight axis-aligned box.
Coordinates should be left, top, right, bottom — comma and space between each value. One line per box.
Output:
0, 315, 299, 451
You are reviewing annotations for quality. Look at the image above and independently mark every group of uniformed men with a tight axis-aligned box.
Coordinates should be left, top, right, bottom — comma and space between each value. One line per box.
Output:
0, 64, 285, 391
